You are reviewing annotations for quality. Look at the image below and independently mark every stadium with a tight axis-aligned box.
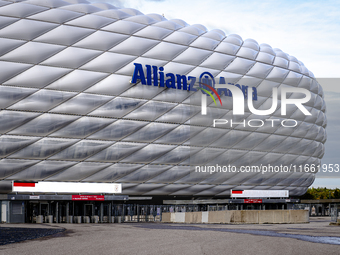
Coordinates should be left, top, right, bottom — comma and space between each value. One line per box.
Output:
0, 0, 326, 223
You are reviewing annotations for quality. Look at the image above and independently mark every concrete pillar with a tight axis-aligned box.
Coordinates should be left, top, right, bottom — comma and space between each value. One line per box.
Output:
100, 203, 104, 223
66, 202, 69, 223
322, 204, 325, 216
55, 202, 59, 223
1, 201, 9, 223
109, 203, 112, 223
122, 204, 126, 223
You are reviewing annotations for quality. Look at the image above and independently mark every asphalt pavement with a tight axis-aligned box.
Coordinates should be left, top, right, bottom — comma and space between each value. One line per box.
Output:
0, 217, 339, 255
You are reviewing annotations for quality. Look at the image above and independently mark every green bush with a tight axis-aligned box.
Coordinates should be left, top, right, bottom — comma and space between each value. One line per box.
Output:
301, 187, 340, 199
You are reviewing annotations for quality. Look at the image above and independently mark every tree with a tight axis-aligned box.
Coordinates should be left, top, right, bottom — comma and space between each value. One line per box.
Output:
301, 189, 315, 199
301, 187, 340, 200
334, 188, 340, 199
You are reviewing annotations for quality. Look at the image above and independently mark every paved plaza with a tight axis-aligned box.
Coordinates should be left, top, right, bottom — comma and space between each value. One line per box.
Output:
0, 218, 339, 255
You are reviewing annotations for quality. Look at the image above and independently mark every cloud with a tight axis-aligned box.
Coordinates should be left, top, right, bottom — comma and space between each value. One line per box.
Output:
120, 0, 340, 77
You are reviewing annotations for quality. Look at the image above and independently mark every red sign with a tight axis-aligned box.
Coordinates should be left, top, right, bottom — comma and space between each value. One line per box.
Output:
232, 190, 243, 194
72, 195, 105, 201
13, 182, 35, 187
244, 199, 262, 204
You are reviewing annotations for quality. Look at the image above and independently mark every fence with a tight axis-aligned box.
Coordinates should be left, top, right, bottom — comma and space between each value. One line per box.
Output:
111, 204, 308, 223
112, 204, 204, 222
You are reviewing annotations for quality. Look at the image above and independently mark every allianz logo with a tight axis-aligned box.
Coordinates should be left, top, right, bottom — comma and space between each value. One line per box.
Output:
131, 63, 312, 117
130, 63, 258, 100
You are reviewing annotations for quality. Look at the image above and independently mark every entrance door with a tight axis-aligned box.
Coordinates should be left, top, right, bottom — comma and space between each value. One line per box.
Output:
27, 202, 39, 223
41, 203, 49, 218
84, 204, 93, 216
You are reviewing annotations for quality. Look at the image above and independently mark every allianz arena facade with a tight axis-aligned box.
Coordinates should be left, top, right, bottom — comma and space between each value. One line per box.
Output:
0, 0, 326, 201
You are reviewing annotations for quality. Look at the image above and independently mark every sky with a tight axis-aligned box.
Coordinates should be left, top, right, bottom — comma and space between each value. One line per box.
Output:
92, 0, 340, 188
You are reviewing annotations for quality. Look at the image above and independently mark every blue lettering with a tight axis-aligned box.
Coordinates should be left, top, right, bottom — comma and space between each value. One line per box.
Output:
253, 87, 258, 101
176, 74, 188, 90
165, 73, 176, 88
131, 63, 257, 100
188, 76, 196, 91
152, 66, 158, 86
159, 66, 165, 87
241, 85, 248, 98
146, 65, 152, 85
131, 63, 146, 84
